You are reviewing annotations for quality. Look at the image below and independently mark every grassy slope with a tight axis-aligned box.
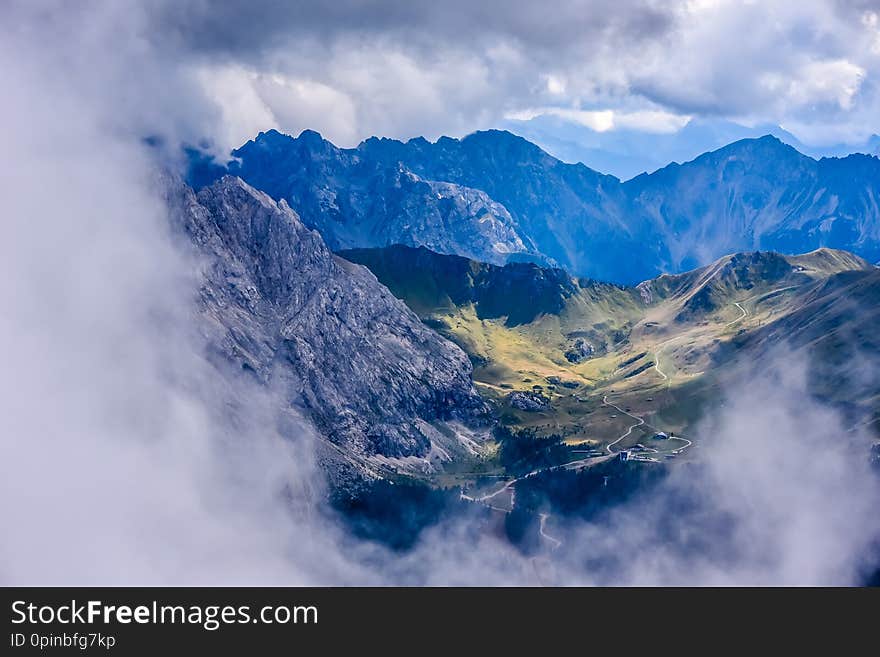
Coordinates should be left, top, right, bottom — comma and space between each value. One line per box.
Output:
341, 246, 878, 450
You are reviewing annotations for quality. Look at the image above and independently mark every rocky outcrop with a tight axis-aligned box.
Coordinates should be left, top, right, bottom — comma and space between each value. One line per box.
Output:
564, 339, 594, 363
507, 391, 551, 412
168, 175, 487, 459
547, 376, 579, 389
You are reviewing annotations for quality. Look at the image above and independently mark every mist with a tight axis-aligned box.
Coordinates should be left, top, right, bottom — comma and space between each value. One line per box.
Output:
0, 2, 363, 586
2, 2, 877, 587
543, 359, 880, 586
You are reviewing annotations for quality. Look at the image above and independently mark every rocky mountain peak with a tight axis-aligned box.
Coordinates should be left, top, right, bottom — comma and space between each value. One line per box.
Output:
170, 175, 488, 461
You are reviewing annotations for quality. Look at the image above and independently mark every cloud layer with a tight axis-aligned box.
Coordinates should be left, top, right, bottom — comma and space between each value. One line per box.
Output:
136, 0, 880, 150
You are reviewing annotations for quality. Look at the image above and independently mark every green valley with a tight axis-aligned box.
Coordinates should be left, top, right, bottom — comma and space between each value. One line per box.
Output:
341, 245, 880, 470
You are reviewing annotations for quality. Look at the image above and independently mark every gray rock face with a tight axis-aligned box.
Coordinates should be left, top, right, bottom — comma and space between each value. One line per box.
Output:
564, 338, 594, 363
547, 376, 579, 389
507, 391, 551, 412
168, 175, 487, 458
225, 130, 541, 267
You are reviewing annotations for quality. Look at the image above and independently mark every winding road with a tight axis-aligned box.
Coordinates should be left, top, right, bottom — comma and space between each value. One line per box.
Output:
650, 333, 685, 382
725, 301, 748, 328
468, 468, 536, 503
603, 394, 646, 454
725, 285, 799, 329
668, 434, 692, 453
602, 393, 692, 457
463, 449, 612, 507
653, 357, 669, 381
538, 513, 562, 549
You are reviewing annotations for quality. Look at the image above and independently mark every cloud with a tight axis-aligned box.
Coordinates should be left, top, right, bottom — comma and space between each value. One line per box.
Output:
148, 0, 673, 58
195, 65, 280, 153
0, 0, 527, 586
506, 107, 691, 134
760, 59, 866, 112
127, 0, 879, 149
865, 10, 880, 54
12, 0, 866, 151
543, 356, 880, 586
628, 0, 880, 144
130, 0, 679, 147
0, 0, 370, 586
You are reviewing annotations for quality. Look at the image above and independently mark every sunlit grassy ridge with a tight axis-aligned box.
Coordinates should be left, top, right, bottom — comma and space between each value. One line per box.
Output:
341, 245, 878, 448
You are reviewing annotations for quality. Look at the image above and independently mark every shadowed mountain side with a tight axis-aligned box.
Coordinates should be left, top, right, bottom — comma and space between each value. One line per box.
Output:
357, 130, 661, 282
339, 245, 579, 326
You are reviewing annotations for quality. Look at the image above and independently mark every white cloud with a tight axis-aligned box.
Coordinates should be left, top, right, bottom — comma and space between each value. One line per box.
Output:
554, 109, 616, 132
761, 59, 866, 111
196, 65, 362, 150
64, 0, 861, 150
196, 65, 279, 154
613, 109, 692, 133
504, 107, 691, 134
545, 74, 567, 95
863, 10, 880, 54
252, 73, 359, 145
186, 0, 879, 149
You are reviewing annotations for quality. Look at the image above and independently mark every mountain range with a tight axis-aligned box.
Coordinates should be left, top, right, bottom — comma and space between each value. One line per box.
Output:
190, 128, 880, 285
500, 114, 880, 181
